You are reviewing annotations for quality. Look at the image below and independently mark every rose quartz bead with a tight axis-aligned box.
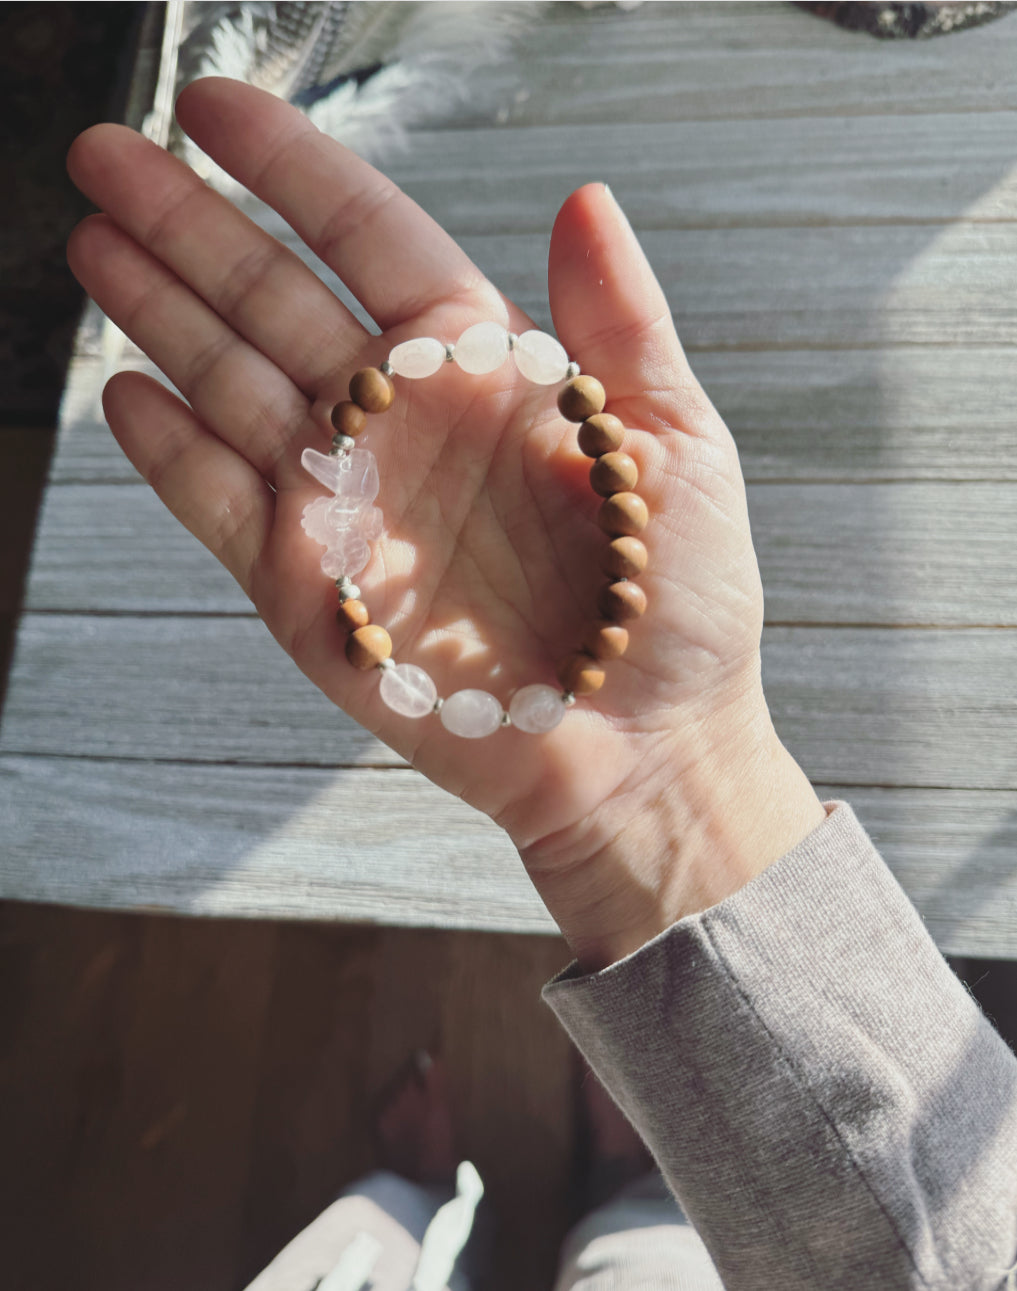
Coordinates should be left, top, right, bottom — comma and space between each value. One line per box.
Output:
440, 689, 503, 738
455, 322, 511, 374
389, 337, 446, 378
380, 663, 438, 718
508, 684, 565, 734
513, 330, 569, 385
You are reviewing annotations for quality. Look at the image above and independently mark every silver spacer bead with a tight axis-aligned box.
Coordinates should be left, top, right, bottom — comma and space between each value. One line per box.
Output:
432, 697, 444, 714
376, 657, 395, 672
500, 710, 512, 727
561, 691, 577, 708
336, 579, 361, 603
565, 361, 581, 380
507, 332, 519, 351
380, 360, 395, 377
329, 433, 355, 456
444, 344, 456, 363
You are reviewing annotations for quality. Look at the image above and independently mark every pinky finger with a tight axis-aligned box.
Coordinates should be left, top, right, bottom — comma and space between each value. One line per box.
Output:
103, 371, 274, 601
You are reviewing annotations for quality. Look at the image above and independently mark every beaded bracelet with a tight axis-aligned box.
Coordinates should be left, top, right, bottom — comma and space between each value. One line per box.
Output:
300, 322, 648, 738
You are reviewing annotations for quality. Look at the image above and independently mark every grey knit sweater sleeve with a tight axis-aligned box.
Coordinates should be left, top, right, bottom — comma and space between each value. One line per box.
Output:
542, 801, 1017, 1291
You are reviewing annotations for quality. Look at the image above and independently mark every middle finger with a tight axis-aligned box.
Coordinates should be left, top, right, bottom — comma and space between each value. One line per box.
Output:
67, 123, 367, 397
68, 213, 314, 486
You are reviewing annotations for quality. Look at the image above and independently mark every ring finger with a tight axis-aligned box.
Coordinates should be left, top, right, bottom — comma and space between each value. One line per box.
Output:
67, 213, 314, 486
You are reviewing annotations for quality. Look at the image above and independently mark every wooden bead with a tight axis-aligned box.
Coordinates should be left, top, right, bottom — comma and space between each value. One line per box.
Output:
349, 367, 395, 414
345, 624, 392, 670
330, 400, 368, 438
601, 536, 648, 580
577, 413, 625, 458
590, 451, 639, 497
598, 580, 648, 622
558, 376, 606, 423
336, 599, 370, 631
598, 491, 649, 537
582, 622, 629, 661
556, 651, 606, 696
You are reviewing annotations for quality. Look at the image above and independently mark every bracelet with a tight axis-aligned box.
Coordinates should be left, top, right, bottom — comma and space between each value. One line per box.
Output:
300, 322, 648, 738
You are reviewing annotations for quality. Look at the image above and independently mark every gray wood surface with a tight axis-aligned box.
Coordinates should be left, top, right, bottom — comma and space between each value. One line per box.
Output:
52, 345, 1017, 484
23, 478, 1017, 623
4, 616, 1015, 789
1, 755, 1013, 958
3, 1, 1016, 953
463, 1, 1017, 125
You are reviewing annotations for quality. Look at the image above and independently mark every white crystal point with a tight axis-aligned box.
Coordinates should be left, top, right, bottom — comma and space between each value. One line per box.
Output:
336, 449, 380, 503
380, 663, 438, 718
513, 330, 569, 385
321, 533, 371, 578
301, 447, 347, 492
301, 447, 379, 502
454, 322, 511, 375
509, 684, 566, 734
440, 689, 503, 738
389, 336, 446, 379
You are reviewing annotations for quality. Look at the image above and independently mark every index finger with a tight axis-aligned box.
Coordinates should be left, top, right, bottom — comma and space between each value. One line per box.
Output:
175, 78, 509, 332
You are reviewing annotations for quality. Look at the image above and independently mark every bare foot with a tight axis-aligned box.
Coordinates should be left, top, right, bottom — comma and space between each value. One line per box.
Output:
575, 1056, 655, 1214
374, 1050, 459, 1186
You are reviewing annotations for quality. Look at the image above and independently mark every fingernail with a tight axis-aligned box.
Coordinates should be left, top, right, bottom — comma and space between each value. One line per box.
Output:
602, 182, 632, 230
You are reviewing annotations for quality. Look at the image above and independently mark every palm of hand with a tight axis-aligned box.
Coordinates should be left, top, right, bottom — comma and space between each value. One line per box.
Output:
68, 78, 765, 872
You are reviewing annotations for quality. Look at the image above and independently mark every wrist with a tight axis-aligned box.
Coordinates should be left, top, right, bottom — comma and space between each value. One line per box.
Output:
520, 694, 828, 972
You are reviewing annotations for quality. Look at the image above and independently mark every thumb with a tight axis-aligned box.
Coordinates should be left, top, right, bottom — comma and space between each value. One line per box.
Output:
548, 183, 724, 441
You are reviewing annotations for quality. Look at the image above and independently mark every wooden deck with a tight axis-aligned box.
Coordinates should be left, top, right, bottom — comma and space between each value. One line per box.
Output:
3, 6, 1017, 1290
4, 2, 1016, 955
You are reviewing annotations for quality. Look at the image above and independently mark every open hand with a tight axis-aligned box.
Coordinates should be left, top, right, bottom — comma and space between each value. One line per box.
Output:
67, 78, 824, 964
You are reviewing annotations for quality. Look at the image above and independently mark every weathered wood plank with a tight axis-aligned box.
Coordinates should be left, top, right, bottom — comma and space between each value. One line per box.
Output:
453, 2, 1017, 128
51, 346, 1017, 485
23, 480, 1017, 625
763, 626, 1017, 790
200, 218, 1016, 349
1, 757, 1013, 956
751, 483, 1017, 625
852, 787, 1017, 962
0, 759, 530, 925
1, 617, 1014, 788
455, 225, 1017, 349
696, 348, 1017, 482
381, 113, 1017, 234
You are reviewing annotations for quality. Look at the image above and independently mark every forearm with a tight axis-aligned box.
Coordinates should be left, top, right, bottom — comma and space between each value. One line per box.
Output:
543, 802, 1017, 1290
